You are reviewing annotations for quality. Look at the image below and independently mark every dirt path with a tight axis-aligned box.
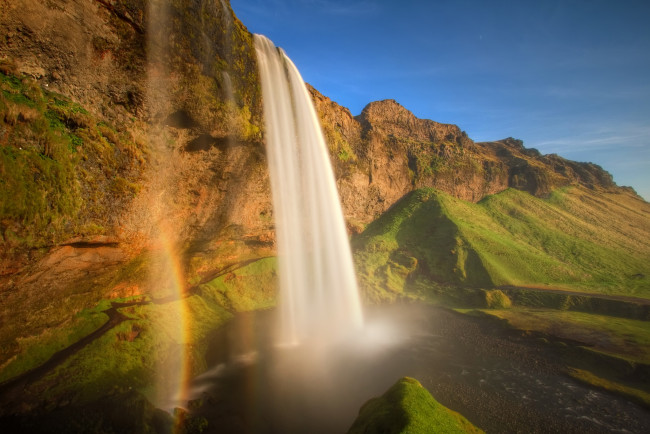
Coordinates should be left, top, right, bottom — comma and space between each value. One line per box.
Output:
498, 284, 650, 305
0, 300, 148, 412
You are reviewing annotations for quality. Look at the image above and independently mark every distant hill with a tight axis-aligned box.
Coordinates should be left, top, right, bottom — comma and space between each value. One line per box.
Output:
353, 186, 650, 301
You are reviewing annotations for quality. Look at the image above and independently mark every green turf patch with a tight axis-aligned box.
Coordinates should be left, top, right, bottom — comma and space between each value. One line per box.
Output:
568, 368, 650, 409
352, 187, 650, 302
474, 307, 650, 364
197, 257, 278, 312
24, 294, 232, 406
0, 301, 110, 383
347, 376, 483, 433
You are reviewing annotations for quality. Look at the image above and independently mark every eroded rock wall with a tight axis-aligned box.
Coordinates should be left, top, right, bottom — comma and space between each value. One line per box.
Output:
310, 87, 622, 228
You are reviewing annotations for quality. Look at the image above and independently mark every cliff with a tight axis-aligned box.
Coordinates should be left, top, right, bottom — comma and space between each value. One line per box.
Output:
310, 87, 623, 230
0, 0, 274, 374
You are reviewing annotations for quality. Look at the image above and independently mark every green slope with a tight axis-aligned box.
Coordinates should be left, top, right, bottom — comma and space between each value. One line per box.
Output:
353, 186, 650, 300
347, 377, 483, 434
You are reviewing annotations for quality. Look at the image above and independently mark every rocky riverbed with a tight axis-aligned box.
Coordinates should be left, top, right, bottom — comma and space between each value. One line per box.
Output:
186, 303, 650, 433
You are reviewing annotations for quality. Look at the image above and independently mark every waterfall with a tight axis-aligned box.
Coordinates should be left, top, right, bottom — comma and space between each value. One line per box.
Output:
254, 35, 363, 345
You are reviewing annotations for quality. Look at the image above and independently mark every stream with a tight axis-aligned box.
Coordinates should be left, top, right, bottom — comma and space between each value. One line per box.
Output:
186, 303, 650, 433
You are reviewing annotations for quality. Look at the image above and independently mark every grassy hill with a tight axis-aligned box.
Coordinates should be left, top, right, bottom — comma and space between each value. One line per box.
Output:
352, 186, 650, 302
347, 377, 483, 434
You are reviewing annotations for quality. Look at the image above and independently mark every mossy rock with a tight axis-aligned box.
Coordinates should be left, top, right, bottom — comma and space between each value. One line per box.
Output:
347, 377, 483, 433
483, 289, 512, 309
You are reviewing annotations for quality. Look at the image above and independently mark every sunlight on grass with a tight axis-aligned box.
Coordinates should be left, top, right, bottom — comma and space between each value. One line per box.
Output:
353, 186, 650, 301
568, 368, 650, 409
479, 307, 650, 363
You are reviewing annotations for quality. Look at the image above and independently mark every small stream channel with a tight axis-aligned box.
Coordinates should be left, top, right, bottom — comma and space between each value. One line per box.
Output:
186, 303, 650, 434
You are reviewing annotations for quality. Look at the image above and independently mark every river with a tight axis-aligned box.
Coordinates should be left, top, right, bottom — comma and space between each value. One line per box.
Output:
186, 303, 650, 433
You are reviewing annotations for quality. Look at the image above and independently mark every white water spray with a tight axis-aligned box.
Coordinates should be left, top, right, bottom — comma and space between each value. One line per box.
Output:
254, 35, 363, 345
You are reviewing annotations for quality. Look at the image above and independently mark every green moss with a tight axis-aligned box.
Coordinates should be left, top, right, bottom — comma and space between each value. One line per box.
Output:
484, 289, 512, 309
0, 71, 145, 251
198, 257, 278, 312
347, 377, 483, 434
25, 293, 233, 406
0, 302, 110, 383
320, 120, 356, 163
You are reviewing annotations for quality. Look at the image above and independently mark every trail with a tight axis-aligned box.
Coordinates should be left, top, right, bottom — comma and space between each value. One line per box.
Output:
0, 300, 147, 412
498, 285, 650, 305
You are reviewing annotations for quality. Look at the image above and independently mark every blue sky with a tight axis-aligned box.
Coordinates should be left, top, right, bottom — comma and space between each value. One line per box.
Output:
231, 0, 650, 200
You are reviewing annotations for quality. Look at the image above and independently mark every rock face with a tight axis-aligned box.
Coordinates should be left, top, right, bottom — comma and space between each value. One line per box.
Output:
0, 0, 639, 371
310, 88, 622, 227
0, 0, 272, 368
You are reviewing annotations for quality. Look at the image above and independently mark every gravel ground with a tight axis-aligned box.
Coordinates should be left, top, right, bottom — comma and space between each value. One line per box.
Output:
190, 304, 650, 433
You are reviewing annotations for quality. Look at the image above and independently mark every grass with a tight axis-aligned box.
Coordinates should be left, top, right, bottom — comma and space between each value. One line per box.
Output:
0, 252, 275, 395
197, 257, 278, 312
352, 186, 650, 302
475, 307, 650, 364
347, 377, 483, 434
0, 301, 111, 383
501, 287, 650, 320
568, 368, 650, 409
352, 189, 468, 302
0, 251, 155, 375
6, 257, 276, 407
449, 187, 650, 295
22, 292, 233, 406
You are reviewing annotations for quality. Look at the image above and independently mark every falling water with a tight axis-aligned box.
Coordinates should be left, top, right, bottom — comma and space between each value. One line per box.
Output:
218, 0, 232, 34
254, 35, 363, 345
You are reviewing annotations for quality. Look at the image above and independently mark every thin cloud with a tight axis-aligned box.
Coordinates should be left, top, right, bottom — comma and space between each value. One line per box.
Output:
303, 0, 380, 15
534, 125, 650, 154
233, 0, 379, 17
537, 138, 645, 154
540, 84, 650, 100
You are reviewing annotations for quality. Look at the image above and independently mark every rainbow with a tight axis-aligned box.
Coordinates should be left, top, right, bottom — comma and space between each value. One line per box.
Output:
154, 220, 192, 422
